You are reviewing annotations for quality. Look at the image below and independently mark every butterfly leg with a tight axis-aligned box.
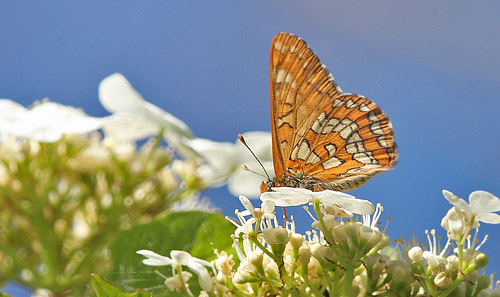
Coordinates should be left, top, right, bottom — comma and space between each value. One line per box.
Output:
282, 207, 288, 226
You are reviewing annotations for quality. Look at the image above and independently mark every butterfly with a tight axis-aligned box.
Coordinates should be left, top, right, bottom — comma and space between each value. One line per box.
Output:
265, 33, 398, 192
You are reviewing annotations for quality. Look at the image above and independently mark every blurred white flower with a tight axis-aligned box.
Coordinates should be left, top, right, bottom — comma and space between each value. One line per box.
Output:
186, 137, 238, 187
260, 187, 375, 215
186, 131, 273, 194
0, 99, 102, 142
98, 73, 202, 159
237, 195, 275, 220
137, 249, 213, 291
228, 131, 274, 198
442, 190, 500, 226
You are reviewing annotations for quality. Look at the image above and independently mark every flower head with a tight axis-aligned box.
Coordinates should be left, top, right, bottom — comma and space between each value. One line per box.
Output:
442, 190, 500, 226
137, 249, 213, 291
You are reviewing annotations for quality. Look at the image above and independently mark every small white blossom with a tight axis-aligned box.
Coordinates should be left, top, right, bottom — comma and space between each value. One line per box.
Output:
442, 190, 500, 226
238, 196, 275, 220
229, 196, 276, 237
261, 187, 375, 215
137, 250, 213, 291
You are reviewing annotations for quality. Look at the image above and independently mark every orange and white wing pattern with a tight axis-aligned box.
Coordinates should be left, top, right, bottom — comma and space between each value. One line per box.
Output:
270, 33, 398, 191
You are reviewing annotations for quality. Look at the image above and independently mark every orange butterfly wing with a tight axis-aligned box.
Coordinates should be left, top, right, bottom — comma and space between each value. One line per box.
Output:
270, 33, 397, 191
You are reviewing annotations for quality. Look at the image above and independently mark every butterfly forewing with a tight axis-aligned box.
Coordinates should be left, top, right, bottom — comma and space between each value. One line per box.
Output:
270, 33, 397, 191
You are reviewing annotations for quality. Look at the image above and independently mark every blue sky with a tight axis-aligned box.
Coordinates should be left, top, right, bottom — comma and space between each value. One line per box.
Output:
1, 2, 499, 295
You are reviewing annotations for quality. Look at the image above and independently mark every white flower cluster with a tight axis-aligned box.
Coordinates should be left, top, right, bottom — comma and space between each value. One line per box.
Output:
0, 74, 270, 296
138, 188, 500, 297
0, 74, 272, 197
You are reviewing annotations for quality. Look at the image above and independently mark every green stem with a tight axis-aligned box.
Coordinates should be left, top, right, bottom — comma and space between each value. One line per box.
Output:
341, 260, 356, 297
175, 265, 192, 297
313, 199, 334, 245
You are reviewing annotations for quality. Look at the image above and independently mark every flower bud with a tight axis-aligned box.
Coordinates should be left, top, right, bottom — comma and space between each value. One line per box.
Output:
377, 233, 391, 250
476, 275, 491, 292
289, 233, 304, 250
446, 255, 459, 270
297, 247, 311, 268
408, 246, 423, 263
310, 243, 334, 261
262, 227, 289, 245
474, 252, 489, 269
249, 250, 263, 268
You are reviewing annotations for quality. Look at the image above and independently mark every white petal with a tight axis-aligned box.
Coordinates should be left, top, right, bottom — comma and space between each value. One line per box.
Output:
260, 187, 311, 206
270, 187, 313, 196
190, 256, 212, 268
99, 73, 195, 152
0, 99, 28, 141
228, 170, 265, 199
239, 196, 255, 213
316, 190, 375, 215
170, 250, 192, 265
136, 250, 173, 266
234, 218, 255, 236
10, 102, 102, 142
101, 113, 159, 141
98, 73, 146, 113
0, 99, 27, 122
187, 138, 239, 186
442, 190, 471, 213
196, 165, 227, 188
477, 213, 500, 224
187, 261, 212, 291
261, 200, 276, 214
188, 138, 237, 174
469, 191, 500, 214
143, 101, 193, 139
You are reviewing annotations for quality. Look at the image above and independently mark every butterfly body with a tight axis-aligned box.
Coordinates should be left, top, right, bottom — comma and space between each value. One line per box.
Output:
268, 33, 398, 192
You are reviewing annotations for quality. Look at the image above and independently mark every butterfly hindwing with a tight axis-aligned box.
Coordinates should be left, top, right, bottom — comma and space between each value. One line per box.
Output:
270, 33, 397, 191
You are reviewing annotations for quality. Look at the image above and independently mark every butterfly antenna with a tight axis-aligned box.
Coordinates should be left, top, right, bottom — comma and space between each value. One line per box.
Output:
238, 134, 271, 181
241, 165, 267, 179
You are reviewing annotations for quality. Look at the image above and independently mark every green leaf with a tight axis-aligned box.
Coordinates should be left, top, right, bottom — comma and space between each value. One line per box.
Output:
106, 210, 236, 295
91, 274, 154, 297
0, 293, 13, 297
